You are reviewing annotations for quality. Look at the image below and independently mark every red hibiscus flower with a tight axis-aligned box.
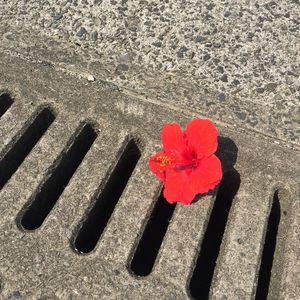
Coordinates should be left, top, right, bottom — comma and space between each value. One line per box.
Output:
149, 119, 222, 205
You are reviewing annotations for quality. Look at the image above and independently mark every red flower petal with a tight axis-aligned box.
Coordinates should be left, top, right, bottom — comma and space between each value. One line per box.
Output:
190, 154, 222, 194
185, 119, 218, 157
149, 152, 168, 182
149, 119, 222, 205
162, 123, 186, 156
163, 168, 197, 205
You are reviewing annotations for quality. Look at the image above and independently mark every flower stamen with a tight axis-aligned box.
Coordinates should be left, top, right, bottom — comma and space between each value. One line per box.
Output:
155, 155, 172, 167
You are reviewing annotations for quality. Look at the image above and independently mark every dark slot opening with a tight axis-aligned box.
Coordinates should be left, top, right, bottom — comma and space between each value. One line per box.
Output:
255, 191, 281, 300
0, 93, 13, 118
0, 107, 55, 190
130, 192, 176, 276
20, 123, 97, 230
73, 139, 141, 254
189, 170, 240, 300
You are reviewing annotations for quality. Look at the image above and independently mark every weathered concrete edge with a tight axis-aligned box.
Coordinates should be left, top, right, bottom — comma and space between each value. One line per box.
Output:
0, 25, 298, 151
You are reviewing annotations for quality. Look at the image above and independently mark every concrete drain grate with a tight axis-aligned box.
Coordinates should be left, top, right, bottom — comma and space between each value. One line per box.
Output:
189, 170, 240, 299
19, 122, 97, 232
0, 106, 55, 191
0, 93, 13, 119
130, 191, 177, 278
0, 55, 299, 299
73, 138, 141, 255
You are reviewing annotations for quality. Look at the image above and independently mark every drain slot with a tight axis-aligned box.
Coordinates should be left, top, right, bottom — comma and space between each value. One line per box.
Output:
0, 107, 55, 190
20, 123, 97, 230
0, 93, 13, 118
130, 192, 176, 277
255, 190, 281, 300
73, 138, 141, 254
189, 170, 240, 300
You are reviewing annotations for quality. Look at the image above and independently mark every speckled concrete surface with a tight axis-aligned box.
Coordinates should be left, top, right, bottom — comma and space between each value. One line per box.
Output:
0, 0, 299, 146
0, 1, 300, 299
0, 52, 299, 300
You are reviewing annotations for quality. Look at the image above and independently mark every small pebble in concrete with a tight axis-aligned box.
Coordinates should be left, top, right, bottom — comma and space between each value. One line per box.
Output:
220, 74, 228, 82
264, 83, 278, 92
177, 51, 184, 58
235, 111, 247, 120
218, 66, 224, 73
203, 53, 211, 61
53, 14, 63, 21
177, 46, 188, 58
76, 27, 87, 37
187, 51, 195, 59
12, 291, 21, 298
206, 3, 215, 10
218, 93, 226, 102
87, 75, 95, 81
179, 46, 188, 53
256, 87, 265, 94
116, 64, 129, 73
152, 41, 162, 47
195, 35, 206, 43
91, 31, 98, 41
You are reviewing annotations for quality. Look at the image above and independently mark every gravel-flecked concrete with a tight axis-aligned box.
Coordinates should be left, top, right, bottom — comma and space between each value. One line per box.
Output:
0, 0, 299, 147
0, 1, 299, 299
0, 51, 299, 299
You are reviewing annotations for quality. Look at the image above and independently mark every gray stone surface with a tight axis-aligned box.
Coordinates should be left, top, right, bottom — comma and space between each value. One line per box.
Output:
0, 51, 299, 299
0, 0, 299, 147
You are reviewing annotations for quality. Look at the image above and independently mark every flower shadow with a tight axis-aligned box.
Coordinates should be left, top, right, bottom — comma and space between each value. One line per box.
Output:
216, 136, 238, 173
189, 138, 240, 299
191, 136, 239, 204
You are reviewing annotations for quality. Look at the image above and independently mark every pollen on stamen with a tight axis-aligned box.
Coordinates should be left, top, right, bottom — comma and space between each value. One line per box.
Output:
156, 155, 172, 167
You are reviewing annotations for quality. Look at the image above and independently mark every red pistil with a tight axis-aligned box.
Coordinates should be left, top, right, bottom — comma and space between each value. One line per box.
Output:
174, 159, 200, 170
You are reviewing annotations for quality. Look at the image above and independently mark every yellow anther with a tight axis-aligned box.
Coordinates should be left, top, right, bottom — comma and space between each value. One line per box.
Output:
156, 155, 172, 167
